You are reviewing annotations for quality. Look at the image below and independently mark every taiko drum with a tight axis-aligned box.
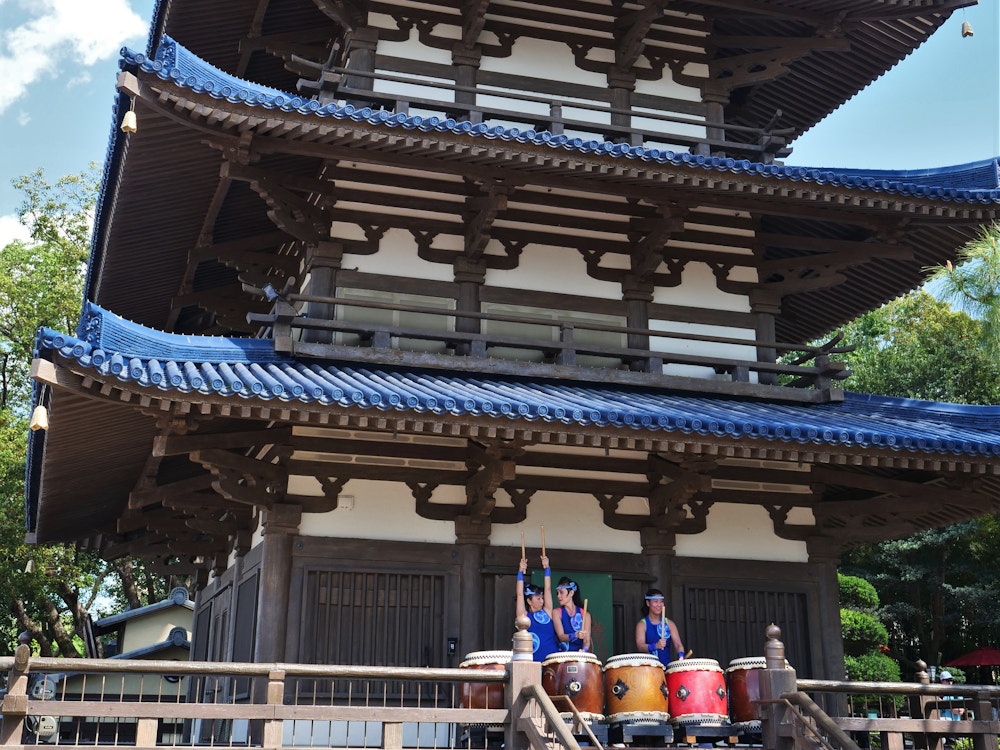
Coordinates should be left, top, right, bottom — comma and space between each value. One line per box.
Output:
541, 651, 606, 718
726, 657, 766, 725
459, 650, 511, 709
665, 658, 729, 726
603, 653, 670, 723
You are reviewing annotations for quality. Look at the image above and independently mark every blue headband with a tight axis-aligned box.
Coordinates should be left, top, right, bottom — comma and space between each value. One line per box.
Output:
645, 595, 664, 601
557, 582, 577, 592
524, 584, 542, 596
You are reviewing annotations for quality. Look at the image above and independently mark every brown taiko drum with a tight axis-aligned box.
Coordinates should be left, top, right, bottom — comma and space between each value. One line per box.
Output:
542, 651, 605, 719
726, 657, 766, 726
665, 658, 729, 726
459, 650, 511, 709
603, 653, 670, 724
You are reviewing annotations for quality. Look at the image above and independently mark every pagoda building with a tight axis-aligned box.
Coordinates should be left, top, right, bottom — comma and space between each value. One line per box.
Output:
26, 0, 1000, 682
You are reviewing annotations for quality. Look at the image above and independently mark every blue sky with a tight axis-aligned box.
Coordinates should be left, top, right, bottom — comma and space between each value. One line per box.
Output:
0, 1, 997, 247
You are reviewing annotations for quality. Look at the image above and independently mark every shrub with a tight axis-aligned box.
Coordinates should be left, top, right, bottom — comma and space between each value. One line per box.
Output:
842, 608, 889, 657
845, 653, 901, 683
839, 573, 880, 611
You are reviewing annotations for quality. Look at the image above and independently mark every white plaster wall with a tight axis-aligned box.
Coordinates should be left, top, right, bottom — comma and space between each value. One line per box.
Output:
653, 261, 751, 311
676, 503, 810, 562
297, 478, 461, 543
293, 488, 810, 563
342, 229, 454, 282
484, 243, 621, 298
480, 36, 606, 88
487, 491, 643, 555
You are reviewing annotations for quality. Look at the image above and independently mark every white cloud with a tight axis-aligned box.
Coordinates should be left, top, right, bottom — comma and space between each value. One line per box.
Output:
0, 213, 31, 248
0, 0, 147, 115
16, 110, 30, 126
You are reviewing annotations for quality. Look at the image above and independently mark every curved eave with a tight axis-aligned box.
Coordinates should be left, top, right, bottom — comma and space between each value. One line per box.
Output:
33, 304, 1000, 463
86, 36, 1000, 342
147, 0, 972, 154
122, 39, 1000, 211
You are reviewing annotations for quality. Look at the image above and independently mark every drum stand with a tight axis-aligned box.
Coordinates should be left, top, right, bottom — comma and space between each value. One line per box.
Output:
672, 721, 750, 747
608, 717, 675, 747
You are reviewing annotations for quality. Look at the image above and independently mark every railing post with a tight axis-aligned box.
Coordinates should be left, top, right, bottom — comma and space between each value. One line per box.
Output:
0, 644, 30, 746
910, 660, 934, 750
506, 614, 541, 750
759, 624, 797, 750
262, 668, 285, 750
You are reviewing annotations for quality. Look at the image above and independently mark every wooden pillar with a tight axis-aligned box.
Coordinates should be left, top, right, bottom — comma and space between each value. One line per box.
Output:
455, 515, 491, 657
254, 503, 302, 663
344, 26, 379, 106
750, 288, 782, 386
808, 537, 846, 682
303, 241, 344, 345
640, 525, 677, 600
453, 47, 481, 121
454, 257, 486, 356
623, 275, 654, 371
608, 69, 636, 141
702, 89, 729, 157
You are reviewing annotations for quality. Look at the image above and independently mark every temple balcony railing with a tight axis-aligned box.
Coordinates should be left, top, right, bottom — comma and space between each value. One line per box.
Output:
246, 290, 850, 403
306, 66, 793, 163
4, 625, 999, 750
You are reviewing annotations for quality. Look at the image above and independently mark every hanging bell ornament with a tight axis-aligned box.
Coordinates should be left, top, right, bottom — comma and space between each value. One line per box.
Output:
962, 20, 974, 38
30, 405, 49, 431
121, 109, 138, 133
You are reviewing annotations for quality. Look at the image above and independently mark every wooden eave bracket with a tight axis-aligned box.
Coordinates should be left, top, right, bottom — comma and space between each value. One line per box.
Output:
459, 0, 491, 51
613, 0, 668, 71
707, 37, 851, 93
312, 0, 367, 31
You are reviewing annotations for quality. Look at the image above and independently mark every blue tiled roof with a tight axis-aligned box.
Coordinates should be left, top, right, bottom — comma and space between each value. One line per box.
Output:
113, 37, 1000, 205
32, 303, 1000, 458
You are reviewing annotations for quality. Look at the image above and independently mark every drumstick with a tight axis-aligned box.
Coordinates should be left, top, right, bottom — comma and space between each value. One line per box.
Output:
685, 649, 693, 658
521, 530, 525, 560
541, 525, 546, 556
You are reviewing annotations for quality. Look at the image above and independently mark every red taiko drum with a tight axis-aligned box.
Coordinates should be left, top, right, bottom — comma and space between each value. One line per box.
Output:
603, 653, 670, 724
459, 650, 511, 709
542, 651, 606, 718
726, 657, 766, 725
665, 658, 729, 726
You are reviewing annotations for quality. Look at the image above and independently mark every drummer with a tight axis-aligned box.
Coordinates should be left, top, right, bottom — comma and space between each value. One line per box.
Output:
553, 576, 592, 652
635, 588, 685, 666
516, 555, 560, 662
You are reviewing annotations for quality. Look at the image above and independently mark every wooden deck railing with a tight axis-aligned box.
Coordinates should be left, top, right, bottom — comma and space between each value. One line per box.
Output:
297, 64, 793, 162
246, 290, 850, 403
5, 624, 997, 750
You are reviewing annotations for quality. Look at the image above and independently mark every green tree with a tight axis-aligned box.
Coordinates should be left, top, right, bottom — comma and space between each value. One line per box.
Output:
926, 222, 1000, 357
834, 284, 1000, 678
839, 290, 1000, 405
0, 168, 175, 657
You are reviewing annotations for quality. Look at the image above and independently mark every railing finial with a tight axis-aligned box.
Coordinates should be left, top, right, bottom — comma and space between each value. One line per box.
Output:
512, 614, 533, 661
915, 659, 929, 684
765, 623, 785, 670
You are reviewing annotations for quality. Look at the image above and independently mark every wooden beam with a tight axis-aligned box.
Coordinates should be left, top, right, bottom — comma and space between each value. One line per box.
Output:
154, 427, 292, 456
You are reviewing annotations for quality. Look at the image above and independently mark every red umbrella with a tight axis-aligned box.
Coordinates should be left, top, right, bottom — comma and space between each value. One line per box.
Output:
945, 647, 1000, 667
